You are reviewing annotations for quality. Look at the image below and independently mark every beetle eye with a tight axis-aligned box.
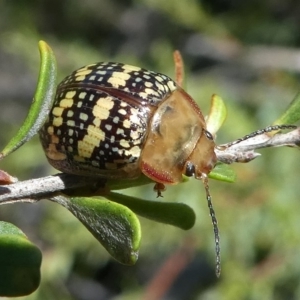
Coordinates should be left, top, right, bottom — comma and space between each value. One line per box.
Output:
184, 161, 195, 177
204, 130, 214, 140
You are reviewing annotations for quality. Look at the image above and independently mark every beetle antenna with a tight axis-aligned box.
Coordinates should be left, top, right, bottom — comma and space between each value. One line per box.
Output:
202, 174, 221, 277
225, 124, 297, 148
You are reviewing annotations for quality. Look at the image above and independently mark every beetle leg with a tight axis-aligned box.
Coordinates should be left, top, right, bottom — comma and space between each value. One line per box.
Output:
153, 182, 166, 198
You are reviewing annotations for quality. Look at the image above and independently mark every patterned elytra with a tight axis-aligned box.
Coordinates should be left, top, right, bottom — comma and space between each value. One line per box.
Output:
39, 61, 220, 275
38, 60, 296, 277
39, 62, 217, 183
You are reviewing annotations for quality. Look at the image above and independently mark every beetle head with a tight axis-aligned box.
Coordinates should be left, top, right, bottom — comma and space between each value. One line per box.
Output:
183, 129, 217, 179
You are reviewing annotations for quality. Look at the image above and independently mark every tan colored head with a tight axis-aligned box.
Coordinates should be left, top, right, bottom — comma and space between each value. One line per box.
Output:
140, 87, 217, 184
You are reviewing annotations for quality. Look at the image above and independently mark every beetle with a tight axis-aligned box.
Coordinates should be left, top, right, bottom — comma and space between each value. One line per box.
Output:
39, 62, 217, 184
39, 62, 220, 275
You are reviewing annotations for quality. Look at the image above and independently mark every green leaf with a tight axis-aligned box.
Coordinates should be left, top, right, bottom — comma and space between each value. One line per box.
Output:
107, 173, 189, 191
0, 221, 42, 297
274, 92, 300, 125
106, 192, 196, 230
107, 174, 153, 190
0, 41, 57, 159
206, 94, 227, 135
59, 196, 141, 265
209, 163, 237, 183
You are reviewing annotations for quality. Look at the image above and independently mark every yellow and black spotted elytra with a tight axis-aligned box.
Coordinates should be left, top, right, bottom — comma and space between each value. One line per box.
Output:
39, 62, 216, 184
39, 62, 220, 274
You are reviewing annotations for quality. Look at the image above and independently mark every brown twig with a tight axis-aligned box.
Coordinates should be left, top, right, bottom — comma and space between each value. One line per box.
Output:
0, 127, 299, 205
0, 173, 99, 205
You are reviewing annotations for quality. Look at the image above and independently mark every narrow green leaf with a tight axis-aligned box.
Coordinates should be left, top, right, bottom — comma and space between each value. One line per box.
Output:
274, 92, 300, 126
206, 94, 227, 135
107, 173, 189, 191
106, 192, 196, 230
0, 221, 42, 297
0, 41, 57, 159
209, 163, 237, 183
65, 197, 141, 265
107, 174, 153, 190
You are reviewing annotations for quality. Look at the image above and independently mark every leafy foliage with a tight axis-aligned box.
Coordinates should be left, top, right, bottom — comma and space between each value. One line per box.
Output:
0, 222, 41, 296
1, 1, 300, 299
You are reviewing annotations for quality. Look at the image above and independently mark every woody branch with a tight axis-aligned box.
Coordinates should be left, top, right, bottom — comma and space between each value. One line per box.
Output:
0, 127, 299, 205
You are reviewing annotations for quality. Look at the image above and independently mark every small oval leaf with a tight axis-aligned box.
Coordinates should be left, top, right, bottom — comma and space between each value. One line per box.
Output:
0, 222, 42, 297
58, 196, 141, 265
209, 163, 237, 183
106, 192, 196, 230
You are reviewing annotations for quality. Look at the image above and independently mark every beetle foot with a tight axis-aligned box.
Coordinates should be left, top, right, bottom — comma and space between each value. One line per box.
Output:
154, 182, 165, 198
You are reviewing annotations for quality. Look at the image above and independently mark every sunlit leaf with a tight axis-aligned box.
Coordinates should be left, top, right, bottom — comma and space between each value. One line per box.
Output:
0, 41, 57, 159
209, 163, 237, 183
52, 195, 141, 265
106, 192, 196, 230
206, 94, 227, 135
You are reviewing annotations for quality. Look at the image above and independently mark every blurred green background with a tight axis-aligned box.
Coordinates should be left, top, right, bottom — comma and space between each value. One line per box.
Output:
1, 0, 300, 299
